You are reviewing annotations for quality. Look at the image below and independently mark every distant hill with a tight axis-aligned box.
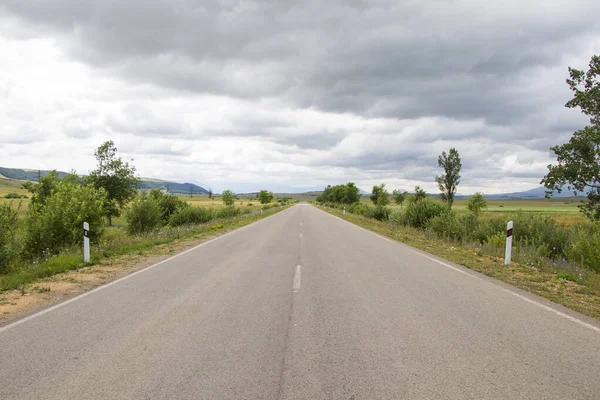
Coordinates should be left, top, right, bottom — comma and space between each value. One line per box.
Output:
482, 186, 584, 199
0, 167, 208, 195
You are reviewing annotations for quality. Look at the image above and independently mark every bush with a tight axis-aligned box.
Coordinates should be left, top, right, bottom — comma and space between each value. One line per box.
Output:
4, 193, 26, 199
367, 205, 391, 221
24, 176, 107, 257
148, 188, 188, 224
169, 206, 216, 226
567, 225, 600, 273
472, 217, 506, 244
216, 206, 240, 219
126, 193, 162, 235
511, 212, 569, 258
403, 198, 446, 228
0, 203, 20, 273
351, 203, 369, 216
427, 211, 469, 241
389, 208, 405, 226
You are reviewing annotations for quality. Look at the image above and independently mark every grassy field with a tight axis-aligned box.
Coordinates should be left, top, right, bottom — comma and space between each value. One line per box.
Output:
357, 195, 586, 225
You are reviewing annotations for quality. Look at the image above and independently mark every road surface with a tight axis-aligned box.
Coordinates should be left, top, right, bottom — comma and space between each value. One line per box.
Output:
1, 204, 599, 399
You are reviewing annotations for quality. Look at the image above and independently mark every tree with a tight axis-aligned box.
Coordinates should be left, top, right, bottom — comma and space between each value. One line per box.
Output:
435, 148, 462, 208
316, 183, 360, 204
542, 55, 600, 221
392, 189, 408, 208
208, 189, 213, 199
258, 190, 274, 204
221, 190, 235, 206
85, 141, 139, 225
412, 186, 427, 202
24, 173, 107, 257
370, 184, 389, 206
467, 192, 487, 216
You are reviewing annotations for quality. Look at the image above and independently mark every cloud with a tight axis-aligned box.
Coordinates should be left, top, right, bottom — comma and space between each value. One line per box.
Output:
0, 1, 599, 193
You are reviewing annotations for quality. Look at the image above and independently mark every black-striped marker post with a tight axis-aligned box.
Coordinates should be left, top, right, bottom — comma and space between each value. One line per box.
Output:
504, 221, 513, 265
83, 222, 90, 263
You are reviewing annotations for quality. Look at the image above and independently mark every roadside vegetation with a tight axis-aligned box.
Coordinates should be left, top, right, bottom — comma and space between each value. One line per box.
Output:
0, 143, 294, 292
316, 55, 600, 319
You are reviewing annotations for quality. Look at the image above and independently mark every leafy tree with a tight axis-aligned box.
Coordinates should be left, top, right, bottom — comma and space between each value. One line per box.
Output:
392, 189, 408, 208
370, 184, 389, 206
126, 193, 162, 235
0, 202, 20, 273
467, 192, 487, 215
412, 186, 427, 202
221, 190, 235, 206
258, 190, 274, 204
148, 188, 188, 224
208, 189, 213, 199
435, 148, 462, 208
316, 183, 360, 204
24, 173, 107, 257
22, 171, 60, 207
542, 55, 600, 221
85, 141, 139, 225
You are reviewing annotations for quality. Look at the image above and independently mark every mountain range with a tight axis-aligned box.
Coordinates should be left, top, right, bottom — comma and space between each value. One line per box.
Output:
0, 167, 208, 195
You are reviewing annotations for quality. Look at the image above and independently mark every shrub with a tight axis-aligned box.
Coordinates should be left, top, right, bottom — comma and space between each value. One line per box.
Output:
367, 205, 391, 221
4, 193, 26, 199
126, 193, 162, 235
511, 212, 569, 258
389, 208, 405, 226
148, 188, 188, 224
403, 198, 446, 228
24, 176, 107, 257
426, 211, 474, 241
472, 217, 506, 244
351, 203, 369, 216
567, 225, 600, 273
0, 203, 20, 273
169, 206, 215, 226
217, 206, 240, 219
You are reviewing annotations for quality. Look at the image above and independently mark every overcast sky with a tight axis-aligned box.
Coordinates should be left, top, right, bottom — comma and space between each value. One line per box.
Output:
1, 1, 599, 193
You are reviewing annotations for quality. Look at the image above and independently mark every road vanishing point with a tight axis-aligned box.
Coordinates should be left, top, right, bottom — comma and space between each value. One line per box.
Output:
1, 204, 600, 399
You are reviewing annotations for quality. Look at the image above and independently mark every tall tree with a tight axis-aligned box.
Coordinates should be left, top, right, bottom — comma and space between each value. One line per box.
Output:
467, 192, 487, 216
221, 190, 235, 206
412, 186, 427, 202
258, 190, 274, 204
435, 148, 462, 208
392, 189, 408, 208
370, 184, 389, 206
85, 141, 139, 225
542, 55, 600, 221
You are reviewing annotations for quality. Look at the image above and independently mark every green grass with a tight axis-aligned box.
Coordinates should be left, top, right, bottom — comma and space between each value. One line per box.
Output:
0, 206, 290, 291
319, 206, 600, 321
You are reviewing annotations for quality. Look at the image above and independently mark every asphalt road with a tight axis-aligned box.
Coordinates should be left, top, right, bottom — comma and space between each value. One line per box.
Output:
1, 204, 600, 399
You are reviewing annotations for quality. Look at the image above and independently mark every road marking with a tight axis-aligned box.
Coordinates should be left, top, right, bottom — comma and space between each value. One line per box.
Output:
315, 206, 600, 335
0, 206, 299, 334
293, 265, 302, 292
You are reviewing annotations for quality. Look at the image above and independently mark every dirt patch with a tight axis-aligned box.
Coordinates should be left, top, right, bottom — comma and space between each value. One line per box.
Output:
0, 234, 218, 325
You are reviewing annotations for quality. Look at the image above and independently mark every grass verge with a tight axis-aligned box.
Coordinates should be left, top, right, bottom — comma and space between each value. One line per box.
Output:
320, 206, 600, 321
1, 206, 290, 292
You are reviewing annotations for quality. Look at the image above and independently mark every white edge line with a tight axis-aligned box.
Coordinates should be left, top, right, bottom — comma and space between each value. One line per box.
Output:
0, 206, 297, 334
314, 206, 600, 335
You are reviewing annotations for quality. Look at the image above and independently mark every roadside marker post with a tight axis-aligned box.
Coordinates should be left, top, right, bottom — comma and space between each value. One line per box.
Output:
343, 207, 346, 215
505, 221, 513, 265
261, 207, 263, 215
83, 222, 90, 263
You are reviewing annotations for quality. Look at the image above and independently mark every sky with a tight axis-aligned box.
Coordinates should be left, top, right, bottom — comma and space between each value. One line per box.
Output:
1, 1, 599, 194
